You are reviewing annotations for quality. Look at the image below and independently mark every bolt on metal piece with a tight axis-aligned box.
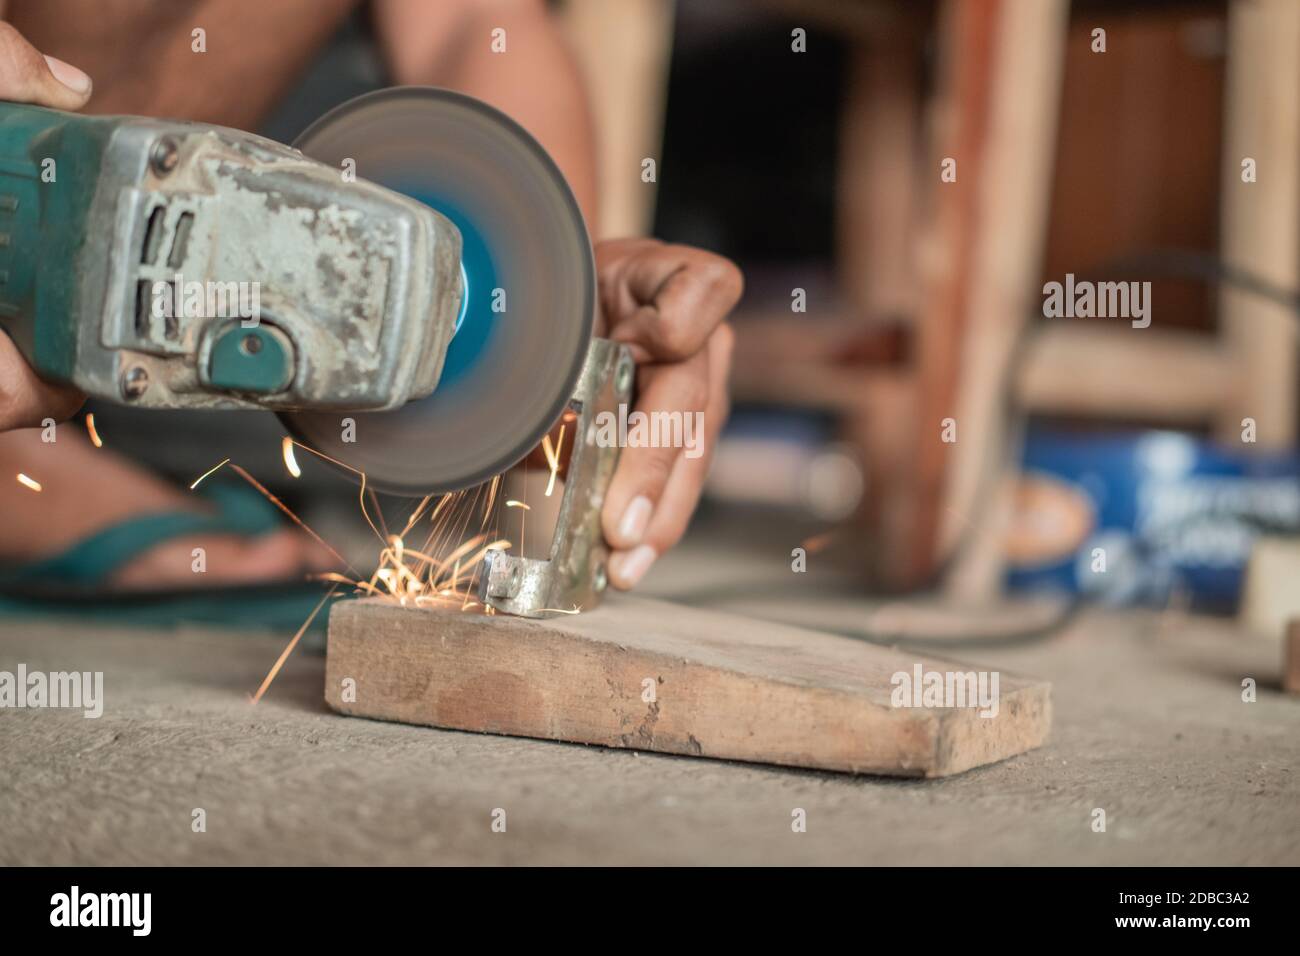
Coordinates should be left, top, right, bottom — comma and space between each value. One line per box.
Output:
615, 357, 634, 395
150, 136, 180, 176
121, 366, 149, 400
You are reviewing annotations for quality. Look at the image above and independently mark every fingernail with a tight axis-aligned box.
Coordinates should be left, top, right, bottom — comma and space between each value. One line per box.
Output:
617, 495, 653, 545
44, 55, 92, 95
611, 545, 656, 588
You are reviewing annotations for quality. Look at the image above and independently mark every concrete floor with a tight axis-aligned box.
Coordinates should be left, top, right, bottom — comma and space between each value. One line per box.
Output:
0, 598, 1294, 868
2, 524, 1297, 865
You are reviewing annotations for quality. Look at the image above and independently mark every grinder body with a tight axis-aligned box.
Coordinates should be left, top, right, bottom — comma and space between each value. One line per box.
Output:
0, 90, 598, 499
0, 102, 463, 412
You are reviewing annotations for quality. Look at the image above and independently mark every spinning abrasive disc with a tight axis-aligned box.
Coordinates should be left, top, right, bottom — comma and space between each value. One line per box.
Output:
280, 88, 595, 495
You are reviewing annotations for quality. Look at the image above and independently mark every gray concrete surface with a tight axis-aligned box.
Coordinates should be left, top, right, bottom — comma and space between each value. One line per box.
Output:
1, 579, 1296, 864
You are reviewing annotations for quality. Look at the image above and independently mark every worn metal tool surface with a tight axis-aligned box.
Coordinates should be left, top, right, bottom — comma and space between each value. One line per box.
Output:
0, 100, 462, 414
0, 88, 597, 497
0, 89, 621, 616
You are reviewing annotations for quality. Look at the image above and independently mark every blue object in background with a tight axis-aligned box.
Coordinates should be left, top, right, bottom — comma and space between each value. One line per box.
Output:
1007, 428, 1300, 610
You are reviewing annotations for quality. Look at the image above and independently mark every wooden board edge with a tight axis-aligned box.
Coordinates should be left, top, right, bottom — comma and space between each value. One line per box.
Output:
323, 602, 1053, 778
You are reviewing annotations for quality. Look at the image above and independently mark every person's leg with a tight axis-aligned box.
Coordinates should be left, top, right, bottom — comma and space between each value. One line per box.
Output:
8, 0, 358, 129
371, 0, 598, 224
0, 0, 593, 589
0, 428, 328, 588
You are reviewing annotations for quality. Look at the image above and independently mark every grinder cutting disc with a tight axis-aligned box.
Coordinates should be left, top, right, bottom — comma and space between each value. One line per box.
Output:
280, 87, 595, 495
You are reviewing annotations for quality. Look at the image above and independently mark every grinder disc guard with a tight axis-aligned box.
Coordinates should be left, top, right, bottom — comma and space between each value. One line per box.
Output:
281, 88, 595, 495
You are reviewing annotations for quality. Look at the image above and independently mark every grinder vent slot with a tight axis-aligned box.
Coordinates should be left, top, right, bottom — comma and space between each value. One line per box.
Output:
141, 205, 165, 265
167, 212, 195, 269
135, 278, 179, 341
133, 279, 150, 336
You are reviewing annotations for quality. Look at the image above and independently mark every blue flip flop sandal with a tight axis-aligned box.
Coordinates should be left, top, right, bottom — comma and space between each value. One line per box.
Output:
0, 478, 345, 635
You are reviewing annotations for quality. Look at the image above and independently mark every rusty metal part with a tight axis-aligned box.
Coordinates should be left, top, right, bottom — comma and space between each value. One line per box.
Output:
480, 338, 633, 618
87, 119, 461, 410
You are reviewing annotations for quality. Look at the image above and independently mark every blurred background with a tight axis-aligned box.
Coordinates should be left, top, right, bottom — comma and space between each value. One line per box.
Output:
89, 0, 1300, 639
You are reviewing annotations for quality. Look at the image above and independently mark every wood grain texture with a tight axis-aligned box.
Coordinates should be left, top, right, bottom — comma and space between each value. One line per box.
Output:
325, 596, 1051, 777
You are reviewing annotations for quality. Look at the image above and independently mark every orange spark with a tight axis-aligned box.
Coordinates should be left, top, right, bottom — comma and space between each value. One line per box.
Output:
242, 463, 518, 703
506, 499, 530, 510
801, 530, 837, 554
16, 473, 41, 492
368, 487, 389, 540
228, 464, 356, 574
250, 586, 337, 704
400, 495, 433, 536
84, 413, 103, 448
312, 571, 359, 586
281, 437, 301, 478
189, 458, 230, 490
483, 474, 502, 523
430, 535, 510, 588
542, 425, 565, 498
287, 440, 384, 544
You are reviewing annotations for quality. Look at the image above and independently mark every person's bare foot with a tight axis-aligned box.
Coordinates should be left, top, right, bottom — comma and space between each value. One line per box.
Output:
0, 424, 330, 590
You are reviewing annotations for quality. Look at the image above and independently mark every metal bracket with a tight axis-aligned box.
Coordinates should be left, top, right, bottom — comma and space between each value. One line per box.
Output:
479, 337, 633, 617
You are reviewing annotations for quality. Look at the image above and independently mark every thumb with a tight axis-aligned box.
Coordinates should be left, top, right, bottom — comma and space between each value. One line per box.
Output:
0, 22, 92, 110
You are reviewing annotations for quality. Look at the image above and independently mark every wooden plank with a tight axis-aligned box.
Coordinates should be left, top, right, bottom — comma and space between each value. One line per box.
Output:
1216, 0, 1300, 447
1017, 324, 1237, 424
325, 596, 1052, 778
